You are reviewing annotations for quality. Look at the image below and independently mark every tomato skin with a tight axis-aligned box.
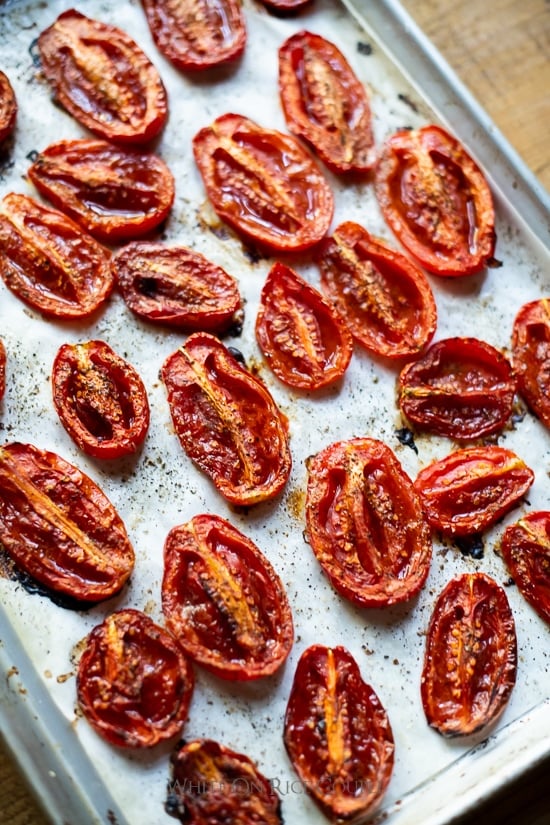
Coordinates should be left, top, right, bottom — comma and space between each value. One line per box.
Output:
284, 645, 394, 820
375, 125, 496, 277
421, 572, 517, 737
162, 332, 292, 506
192, 112, 334, 252
0, 193, 113, 320
162, 514, 293, 680
38, 9, 168, 145
398, 337, 517, 439
316, 221, 437, 359
279, 31, 376, 174
0, 71, 17, 143
112, 241, 242, 331
512, 298, 550, 430
414, 445, 534, 537
0, 442, 134, 602
77, 609, 194, 748
305, 437, 432, 607
500, 511, 550, 624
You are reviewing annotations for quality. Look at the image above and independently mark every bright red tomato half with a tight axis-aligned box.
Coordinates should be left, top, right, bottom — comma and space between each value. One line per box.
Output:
500, 511, 550, 625
512, 298, 550, 430
0, 71, 17, 143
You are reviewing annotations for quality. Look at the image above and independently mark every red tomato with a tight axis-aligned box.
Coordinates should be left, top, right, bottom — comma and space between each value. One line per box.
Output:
398, 337, 517, 439
414, 445, 534, 537
0, 70, 17, 143
77, 609, 194, 748
52, 340, 150, 460
421, 572, 517, 736
278, 31, 376, 174
0, 442, 134, 602
162, 333, 292, 506
305, 437, 432, 607
284, 644, 394, 820
28, 139, 175, 242
500, 511, 550, 625
38, 9, 168, 145
141, 0, 246, 71
192, 112, 334, 252
0, 339, 6, 402
512, 298, 550, 430
375, 125, 496, 277
112, 241, 242, 331
255, 261, 353, 390
315, 221, 437, 359
259, 0, 313, 11
0, 193, 113, 320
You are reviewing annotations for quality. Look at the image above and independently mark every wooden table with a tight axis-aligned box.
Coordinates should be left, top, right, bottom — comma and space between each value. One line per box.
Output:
1, 1, 548, 823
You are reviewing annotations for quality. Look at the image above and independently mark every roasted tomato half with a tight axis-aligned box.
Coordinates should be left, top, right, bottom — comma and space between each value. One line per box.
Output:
0, 339, 6, 402
512, 298, 550, 430
414, 445, 534, 537
52, 340, 150, 460
28, 139, 175, 242
0, 70, 17, 143
305, 437, 432, 607
375, 125, 496, 277
141, 0, 246, 71
316, 221, 437, 359
284, 644, 394, 821
113, 241, 242, 331
398, 337, 516, 439
192, 112, 334, 252
279, 30, 376, 174
0, 442, 134, 601
421, 572, 517, 737
162, 333, 292, 506
38, 9, 168, 145
500, 511, 550, 625
255, 261, 353, 390
77, 609, 194, 748
0, 193, 113, 320
167, 739, 282, 824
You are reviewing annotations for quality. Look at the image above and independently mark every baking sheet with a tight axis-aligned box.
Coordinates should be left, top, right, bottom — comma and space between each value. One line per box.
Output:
0, 0, 549, 823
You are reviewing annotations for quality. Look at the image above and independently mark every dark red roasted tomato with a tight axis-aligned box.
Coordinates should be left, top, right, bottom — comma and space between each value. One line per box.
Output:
305, 437, 432, 607
0, 193, 113, 320
77, 608, 194, 748
316, 221, 437, 359
52, 340, 150, 460
421, 572, 517, 737
284, 644, 394, 821
500, 511, 550, 625
112, 241, 242, 331
375, 125, 496, 277
278, 30, 376, 174
162, 513, 293, 680
28, 139, 175, 242
38, 9, 168, 144
162, 332, 292, 506
0, 442, 134, 601
192, 112, 334, 252
512, 298, 550, 430
0, 70, 17, 143
398, 337, 516, 439
255, 261, 353, 390
414, 445, 534, 537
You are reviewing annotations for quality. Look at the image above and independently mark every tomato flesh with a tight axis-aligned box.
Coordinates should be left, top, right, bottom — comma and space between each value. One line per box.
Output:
500, 511, 550, 624
512, 298, 550, 430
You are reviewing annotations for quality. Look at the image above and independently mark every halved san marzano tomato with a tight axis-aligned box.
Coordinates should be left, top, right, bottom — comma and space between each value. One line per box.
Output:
162, 333, 292, 506
421, 572, 517, 737
255, 261, 353, 390
512, 298, 550, 430
414, 445, 534, 537
142, 0, 246, 71
305, 437, 432, 607
278, 30, 376, 174
315, 221, 437, 359
192, 112, 334, 252
0, 70, 17, 143
284, 644, 394, 821
112, 241, 243, 331
38, 9, 167, 145
28, 139, 175, 242
375, 125, 496, 277
398, 337, 516, 440
500, 511, 550, 625
0, 193, 113, 320
52, 340, 150, 460
162, 514, 293, 680
77, 608, 194, 748
0, 442, 134, 602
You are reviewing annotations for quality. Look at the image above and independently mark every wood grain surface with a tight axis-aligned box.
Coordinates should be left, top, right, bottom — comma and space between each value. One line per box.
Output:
1, 1, 549, 824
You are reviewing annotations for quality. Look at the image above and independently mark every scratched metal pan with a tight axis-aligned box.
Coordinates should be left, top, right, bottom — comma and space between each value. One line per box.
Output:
0, 0, 549, 823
